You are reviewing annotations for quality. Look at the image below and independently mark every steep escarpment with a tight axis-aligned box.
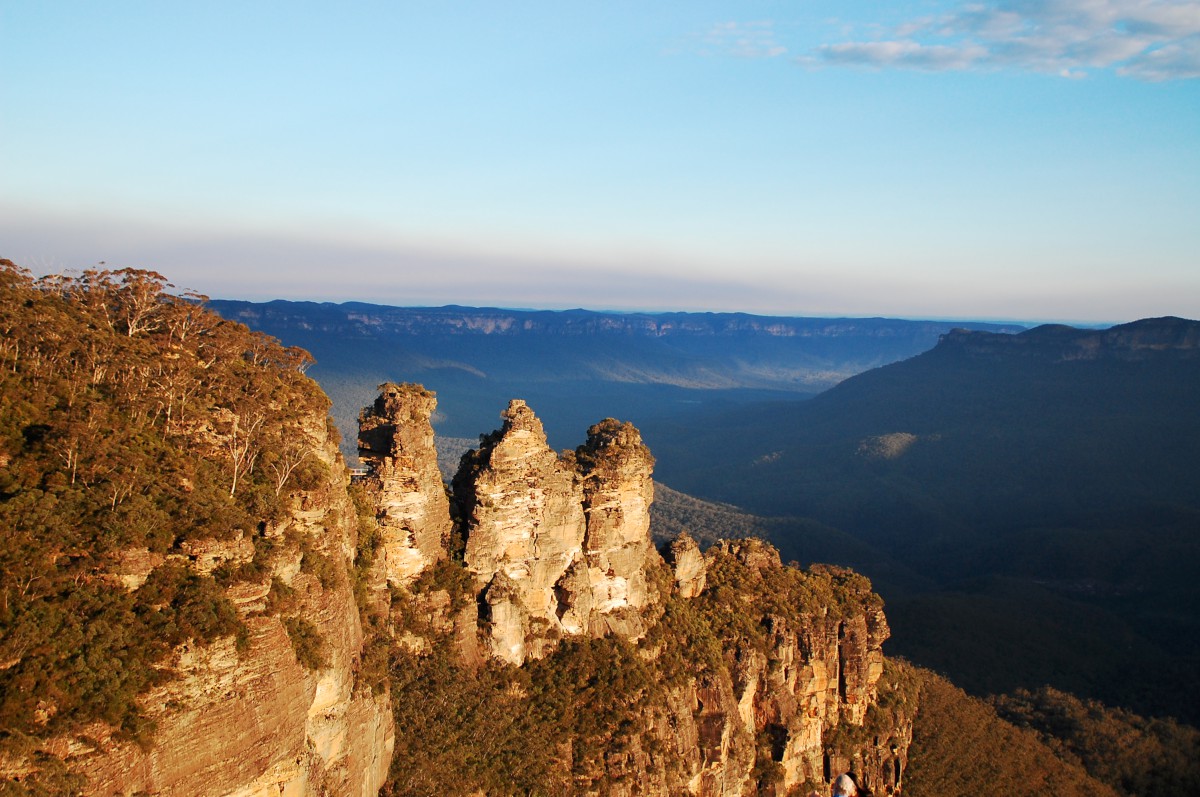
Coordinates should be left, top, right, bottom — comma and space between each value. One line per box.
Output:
66, 409, 396, 797
670, 540, 906, 796
366, 386, 914, 796
0, 263, 391, 796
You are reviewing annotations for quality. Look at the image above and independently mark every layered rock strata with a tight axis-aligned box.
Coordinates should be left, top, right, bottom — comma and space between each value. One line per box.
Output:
467, 538, 908, 797
372, 388, 908, 794
573, 418, 660, 639
13, 405, 396, 796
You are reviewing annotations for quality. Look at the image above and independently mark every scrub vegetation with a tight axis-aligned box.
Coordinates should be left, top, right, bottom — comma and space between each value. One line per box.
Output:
0, 261, 327, 747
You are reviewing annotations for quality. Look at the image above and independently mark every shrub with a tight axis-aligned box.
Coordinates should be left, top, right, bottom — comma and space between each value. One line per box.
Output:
282, 617, 327, 670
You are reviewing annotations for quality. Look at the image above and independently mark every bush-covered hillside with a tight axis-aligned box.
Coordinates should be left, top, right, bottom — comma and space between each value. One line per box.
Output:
992, 686, 1200, 796
653, 319, 1200, 721
905, 669, 1116, 797
0, 261, 328, 746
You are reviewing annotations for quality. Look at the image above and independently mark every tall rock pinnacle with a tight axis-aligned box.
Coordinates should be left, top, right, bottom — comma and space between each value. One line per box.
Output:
569, 417, 659, 639
358, 383, 452, 584
453, 400, 661, 664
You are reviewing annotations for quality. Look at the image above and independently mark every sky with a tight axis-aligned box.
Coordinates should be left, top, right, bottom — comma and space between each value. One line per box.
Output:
2, 1, 1198, 323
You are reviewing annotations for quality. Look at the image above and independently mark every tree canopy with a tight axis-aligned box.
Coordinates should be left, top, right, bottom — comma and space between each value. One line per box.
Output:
0, 260, 327, 743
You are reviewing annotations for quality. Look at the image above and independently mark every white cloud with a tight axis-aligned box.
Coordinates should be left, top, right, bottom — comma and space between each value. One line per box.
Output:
700, 21, 787, 59
1120, 37, 1200, 77
820, 40, 988, 71
808, 0, 1200, 80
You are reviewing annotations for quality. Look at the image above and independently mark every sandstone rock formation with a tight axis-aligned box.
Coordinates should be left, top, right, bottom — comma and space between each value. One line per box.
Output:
0, 265, 920, 797
365, 388, 911, 795
654, 540, 905, 797
574, 418, 660, 636
18, 405, 395, 796
27, 382, 906, 796
33, 382, 907, 797
666, 531, 707, 598
450, 400, 661, 664
358, 383, 452, 584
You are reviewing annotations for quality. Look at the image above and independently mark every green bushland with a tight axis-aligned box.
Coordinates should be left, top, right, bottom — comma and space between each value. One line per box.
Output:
905, 668, 1116, 797
282, 616, 328, 670
695, 541, 881, 660
381, 539, 904, 796
0, 261, 328, 751
992, 686, 1200, 796
345, 481, 391, 694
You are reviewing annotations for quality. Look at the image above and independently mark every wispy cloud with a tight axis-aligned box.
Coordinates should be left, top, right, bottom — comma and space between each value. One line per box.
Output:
806, 0, 1200, 80
699, 21, 787, 59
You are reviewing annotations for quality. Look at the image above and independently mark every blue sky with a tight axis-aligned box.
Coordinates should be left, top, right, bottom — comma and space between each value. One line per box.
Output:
2, 1, 1198, 322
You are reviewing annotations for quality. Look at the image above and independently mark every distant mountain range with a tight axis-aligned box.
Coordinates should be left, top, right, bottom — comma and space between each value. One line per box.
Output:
654, 316, 1200, 527
208, 299, 1200, 720
207, 299, 1023, 449
651, 316, 1200, 720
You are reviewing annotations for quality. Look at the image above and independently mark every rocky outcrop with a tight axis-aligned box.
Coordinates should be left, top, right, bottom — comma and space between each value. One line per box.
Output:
358, 383, 452, 584
0, 264, 918, 797
361, 388, 911, 795
28, 382, 908, 797
572, 417, 660, 638
453, 399, 588, 663
474, 538, 910, 797
666, 532, 707, 598
451, 400, 659, 664
654, 540, 906, 797
19, 406, 395, 796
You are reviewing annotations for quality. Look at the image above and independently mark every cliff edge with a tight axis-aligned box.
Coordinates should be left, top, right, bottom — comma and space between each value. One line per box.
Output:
0, 261, 913, 797
365, 385, 913, 796
0, 264, 392, 796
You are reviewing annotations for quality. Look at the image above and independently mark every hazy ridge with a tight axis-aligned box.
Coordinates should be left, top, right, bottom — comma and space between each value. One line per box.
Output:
653, 317, 1200, 721
209, 299, 1024, 451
